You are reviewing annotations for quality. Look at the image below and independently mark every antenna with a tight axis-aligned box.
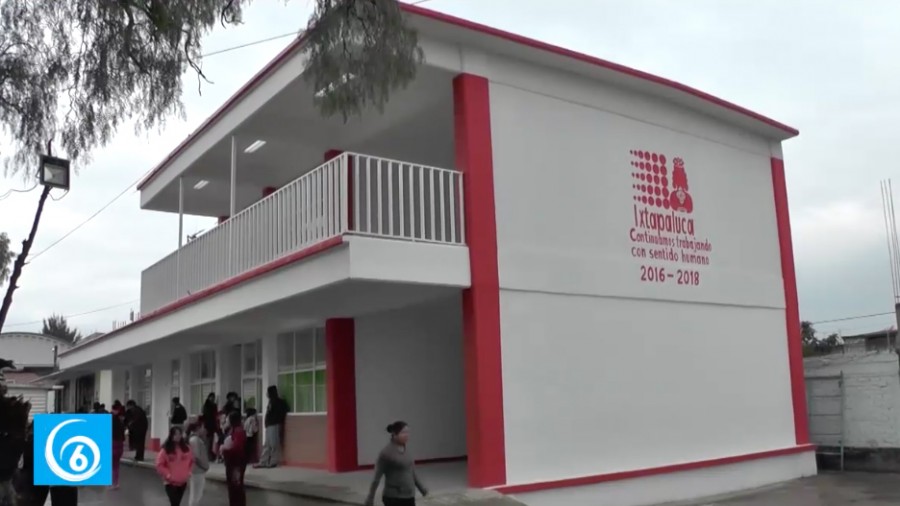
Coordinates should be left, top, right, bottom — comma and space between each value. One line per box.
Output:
880, 179, 900, 304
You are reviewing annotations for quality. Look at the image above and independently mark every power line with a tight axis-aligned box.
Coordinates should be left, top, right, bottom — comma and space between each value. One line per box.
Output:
811, 311, 894, 325
0, 183, 38, 201
4, 299, 139, 328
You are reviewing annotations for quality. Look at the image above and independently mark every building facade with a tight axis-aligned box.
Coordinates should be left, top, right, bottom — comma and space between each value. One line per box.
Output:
0, 332, 69, 418
56, 5, 814, 505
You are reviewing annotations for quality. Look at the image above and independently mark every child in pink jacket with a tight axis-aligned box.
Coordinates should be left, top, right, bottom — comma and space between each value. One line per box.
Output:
156, 426, 194, 506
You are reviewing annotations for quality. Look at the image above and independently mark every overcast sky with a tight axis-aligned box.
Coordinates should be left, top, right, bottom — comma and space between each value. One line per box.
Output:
0, 0, 895, 338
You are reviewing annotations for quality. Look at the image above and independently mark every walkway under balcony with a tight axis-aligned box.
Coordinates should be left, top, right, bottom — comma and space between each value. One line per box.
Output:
140, 152, 468, 315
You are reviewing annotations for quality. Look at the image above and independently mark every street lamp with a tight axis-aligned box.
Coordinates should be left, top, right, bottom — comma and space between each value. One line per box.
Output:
39, 155, 71, 190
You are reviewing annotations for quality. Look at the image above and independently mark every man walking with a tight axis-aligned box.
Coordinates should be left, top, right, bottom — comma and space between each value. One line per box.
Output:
126, 400, 148, 462
253, 386, 289, 469
170, 397, 188, 428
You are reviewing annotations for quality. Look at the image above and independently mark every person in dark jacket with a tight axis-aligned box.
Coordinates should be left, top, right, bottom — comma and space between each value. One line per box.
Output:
253, 386, 289, 469
111, 406, 127, 490
170, 397, 188, 428
220, 412, 247, 506
126, 400, 149, 462
201, 393, 219, 461
365, 421, 428, 506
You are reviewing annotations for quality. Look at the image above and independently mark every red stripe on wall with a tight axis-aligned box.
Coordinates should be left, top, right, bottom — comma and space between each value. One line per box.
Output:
770, 157, 810, 445
325, 318, 358, 472
453, 73, 507, 488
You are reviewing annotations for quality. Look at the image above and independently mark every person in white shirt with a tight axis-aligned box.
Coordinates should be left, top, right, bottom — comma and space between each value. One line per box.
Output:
187, 421, 210, 506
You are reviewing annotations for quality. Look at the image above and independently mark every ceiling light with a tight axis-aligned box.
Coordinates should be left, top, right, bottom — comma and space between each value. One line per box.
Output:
244, 140, 267, 154
193, 180, 209, 190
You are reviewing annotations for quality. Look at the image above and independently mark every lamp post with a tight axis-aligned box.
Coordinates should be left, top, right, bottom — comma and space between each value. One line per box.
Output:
39, 154, 72, 191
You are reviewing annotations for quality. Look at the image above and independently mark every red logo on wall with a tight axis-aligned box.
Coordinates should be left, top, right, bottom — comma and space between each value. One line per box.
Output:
629, 150, 693, 214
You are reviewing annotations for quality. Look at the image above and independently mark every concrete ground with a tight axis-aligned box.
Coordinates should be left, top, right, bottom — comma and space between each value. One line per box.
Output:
675, 473, 900, 506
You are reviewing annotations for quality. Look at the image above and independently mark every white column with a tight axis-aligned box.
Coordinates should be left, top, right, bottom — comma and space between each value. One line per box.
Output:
150, 359, 171, 442
260, 334, 279, 445
230, 136, 238, 217
96, 370, 113, 408
179, 355, 191, 415
215, 345, 241, 399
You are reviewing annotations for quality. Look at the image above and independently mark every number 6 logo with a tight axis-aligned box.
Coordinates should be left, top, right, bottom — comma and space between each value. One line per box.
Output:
45, 419, 102, 482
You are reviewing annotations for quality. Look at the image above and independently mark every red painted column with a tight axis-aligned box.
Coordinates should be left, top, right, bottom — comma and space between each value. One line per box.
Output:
453, 73, 507, 488
325, 318, 358, 472
771, 157, 810, 445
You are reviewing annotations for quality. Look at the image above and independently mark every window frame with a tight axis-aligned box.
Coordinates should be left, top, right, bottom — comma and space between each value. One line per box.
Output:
189, 350, 217, 415
277, 327, 327, 415
241, 341, 262, 412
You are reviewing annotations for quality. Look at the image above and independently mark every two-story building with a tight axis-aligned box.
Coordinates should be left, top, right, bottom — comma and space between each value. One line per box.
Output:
56, 5, 815, 505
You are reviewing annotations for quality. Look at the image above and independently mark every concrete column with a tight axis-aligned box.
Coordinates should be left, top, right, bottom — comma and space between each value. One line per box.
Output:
326, 318, 357, 472
150, 358, 171, 446
110, 369, 127, 405
179, 355, 191, 414
96, 370, 113, 408
260, 334, 279, 445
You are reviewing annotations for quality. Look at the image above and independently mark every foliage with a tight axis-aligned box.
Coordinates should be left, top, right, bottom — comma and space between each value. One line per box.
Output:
42, 313, 81, 343
304, 0, 424, 121
0, 232, 11, 286
0, 0, 421, 177
801, 321, 842, 357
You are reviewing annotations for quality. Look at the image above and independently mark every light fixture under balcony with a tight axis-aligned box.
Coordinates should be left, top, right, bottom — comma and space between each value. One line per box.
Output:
244, 140, 267, 154
193, 180, 209, 190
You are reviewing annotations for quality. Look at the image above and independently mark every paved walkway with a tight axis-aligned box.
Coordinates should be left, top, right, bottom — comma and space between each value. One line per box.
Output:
689, 472, 900, 506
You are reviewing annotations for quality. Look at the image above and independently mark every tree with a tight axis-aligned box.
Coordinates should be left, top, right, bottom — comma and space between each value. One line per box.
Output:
0, 232, 11, 286
42, 313, 81, 344
801, 320, 816, 346
0, 0, 422, 333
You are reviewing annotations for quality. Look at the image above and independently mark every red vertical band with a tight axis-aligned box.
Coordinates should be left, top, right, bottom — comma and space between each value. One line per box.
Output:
324, 150, 353, 230
325, 318, 358, 472
453, 73, 507, 488
771, 157, 809, 445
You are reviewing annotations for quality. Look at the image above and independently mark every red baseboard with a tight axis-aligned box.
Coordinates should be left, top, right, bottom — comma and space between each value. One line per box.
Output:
356, 455, 467, 471
150, 438, 161, 452
283, 461, 329, 470
495, 444, 815, 494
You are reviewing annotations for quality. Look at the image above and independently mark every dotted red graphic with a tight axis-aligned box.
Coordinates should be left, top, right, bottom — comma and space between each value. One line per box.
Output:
629, 149, 692, 214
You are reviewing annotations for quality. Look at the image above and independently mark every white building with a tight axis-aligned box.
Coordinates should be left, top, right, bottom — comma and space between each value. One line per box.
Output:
0, 332, 69, 417
56, 5, 814, 505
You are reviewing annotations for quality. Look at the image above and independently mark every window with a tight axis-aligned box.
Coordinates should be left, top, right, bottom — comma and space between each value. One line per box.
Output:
137, 367, 152, 417
277, 328, 326, 413
241, 341, 262, 411
123, 370, 131, 402
171, 359, 181, 401
190, 351, 217, 414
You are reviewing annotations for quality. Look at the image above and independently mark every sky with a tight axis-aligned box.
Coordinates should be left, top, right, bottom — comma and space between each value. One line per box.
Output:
0, 0, 896, 338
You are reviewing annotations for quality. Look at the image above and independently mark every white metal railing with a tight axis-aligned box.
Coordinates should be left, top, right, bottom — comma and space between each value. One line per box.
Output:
140, 152, 465, 314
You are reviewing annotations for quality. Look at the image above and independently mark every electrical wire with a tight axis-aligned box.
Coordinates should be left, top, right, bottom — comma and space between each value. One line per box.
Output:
0, 183, 38, 201
811, 311, 895, 325
3, 299, 139, 328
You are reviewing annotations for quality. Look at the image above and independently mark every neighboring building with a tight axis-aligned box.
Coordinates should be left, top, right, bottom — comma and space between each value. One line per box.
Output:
0, 331, 70, 418
805, 329, 900, 472
55, 5, 812, 506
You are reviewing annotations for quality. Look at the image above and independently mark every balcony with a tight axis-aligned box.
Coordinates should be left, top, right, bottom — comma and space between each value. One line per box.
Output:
140, 152, 466, 314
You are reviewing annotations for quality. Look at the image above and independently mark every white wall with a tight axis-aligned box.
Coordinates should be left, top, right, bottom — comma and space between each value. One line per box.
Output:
355, 296, 466, 466
806, 351, 900, 448
487, 69, 795, 485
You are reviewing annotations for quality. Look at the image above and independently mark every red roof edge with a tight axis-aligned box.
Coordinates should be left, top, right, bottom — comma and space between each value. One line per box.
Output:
138, 4, 797, 191
401, 3, 798, 138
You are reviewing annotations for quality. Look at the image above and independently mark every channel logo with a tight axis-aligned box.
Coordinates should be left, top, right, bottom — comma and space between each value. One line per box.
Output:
33, 414, 112, 486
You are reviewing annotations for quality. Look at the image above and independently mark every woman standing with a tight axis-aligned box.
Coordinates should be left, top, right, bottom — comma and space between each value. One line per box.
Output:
243, 407, 260, 464
186, 422, 210, 506
364, 421, 428, 506
201, 393, 219, 461
155, 426, 194, 506
220, 411, 248, 506
110, 406, 126, 490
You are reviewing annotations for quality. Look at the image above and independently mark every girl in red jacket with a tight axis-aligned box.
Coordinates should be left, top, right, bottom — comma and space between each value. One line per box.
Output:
156, 426, 195, 506
220, 411, 248, 506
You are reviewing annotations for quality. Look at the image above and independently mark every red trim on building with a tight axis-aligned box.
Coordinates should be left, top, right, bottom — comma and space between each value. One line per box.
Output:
325, 318, 358, 472
495, 444, 815, 494
150, 438, 161, 452
771, 157, 810, 445
61, 236, 345, 356
453, 73, 507, 488
262, 186, 277, 197
137, 5, 796, 192
217, 216, 229, 225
